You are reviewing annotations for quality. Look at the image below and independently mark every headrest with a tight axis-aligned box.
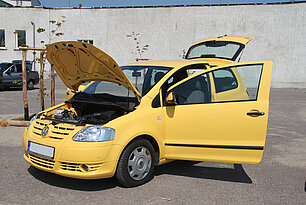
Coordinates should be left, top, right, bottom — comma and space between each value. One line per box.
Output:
154, 72, 165, 84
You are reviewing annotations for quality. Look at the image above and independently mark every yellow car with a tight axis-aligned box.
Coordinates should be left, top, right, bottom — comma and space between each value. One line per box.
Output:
23, 38, 272, 187
66, 35, 254, 100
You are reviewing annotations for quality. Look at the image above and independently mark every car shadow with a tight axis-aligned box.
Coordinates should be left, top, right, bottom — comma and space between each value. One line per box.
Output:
154, 161, 252, 184
0, 87, 22, 91
28, 166, 118, 191
28, 161, 252, 190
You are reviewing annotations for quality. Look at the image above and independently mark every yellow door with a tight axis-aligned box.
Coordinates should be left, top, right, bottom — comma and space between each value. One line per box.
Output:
163, 61, 272, 164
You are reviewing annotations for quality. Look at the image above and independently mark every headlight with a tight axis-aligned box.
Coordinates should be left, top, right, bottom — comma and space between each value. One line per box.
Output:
73, 126, 115, 142
27, 115, 38, 129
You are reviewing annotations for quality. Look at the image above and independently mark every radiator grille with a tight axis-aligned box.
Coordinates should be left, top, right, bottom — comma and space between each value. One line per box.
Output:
29, 153, 55, 170
32, 120, 75, 140
61, 162, 82, 172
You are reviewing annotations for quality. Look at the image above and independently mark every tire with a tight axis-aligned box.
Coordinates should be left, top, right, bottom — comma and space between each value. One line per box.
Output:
27, 80, 34, 90
116, 139, 155, 187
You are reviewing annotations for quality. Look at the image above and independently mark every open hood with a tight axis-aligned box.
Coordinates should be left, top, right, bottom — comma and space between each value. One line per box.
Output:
46, 41, 141, 99
185, 35, 254, 62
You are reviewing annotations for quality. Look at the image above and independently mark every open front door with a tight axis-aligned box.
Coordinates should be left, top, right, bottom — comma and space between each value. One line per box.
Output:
163, 61, 272, 164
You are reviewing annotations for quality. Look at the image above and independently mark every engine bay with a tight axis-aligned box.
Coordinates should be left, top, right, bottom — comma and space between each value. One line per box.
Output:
40, 92, 139, 125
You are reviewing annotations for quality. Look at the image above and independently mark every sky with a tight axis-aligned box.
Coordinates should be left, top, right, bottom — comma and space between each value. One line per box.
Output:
39, 0, 304, 8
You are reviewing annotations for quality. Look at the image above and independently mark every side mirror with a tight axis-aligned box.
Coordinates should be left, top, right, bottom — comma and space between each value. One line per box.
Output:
165, 92, 176, 105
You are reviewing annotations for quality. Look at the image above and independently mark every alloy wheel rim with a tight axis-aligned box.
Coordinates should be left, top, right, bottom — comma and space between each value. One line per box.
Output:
128, 146, 152, 181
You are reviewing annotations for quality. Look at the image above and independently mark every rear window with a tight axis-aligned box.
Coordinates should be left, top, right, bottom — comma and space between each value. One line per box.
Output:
186, 41, 243, 61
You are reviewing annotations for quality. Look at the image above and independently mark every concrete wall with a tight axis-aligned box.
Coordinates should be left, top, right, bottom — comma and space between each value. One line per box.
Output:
0, 3, 305, 88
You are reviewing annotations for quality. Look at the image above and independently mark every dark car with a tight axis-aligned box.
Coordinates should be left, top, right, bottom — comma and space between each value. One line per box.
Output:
0, 61, 39, 90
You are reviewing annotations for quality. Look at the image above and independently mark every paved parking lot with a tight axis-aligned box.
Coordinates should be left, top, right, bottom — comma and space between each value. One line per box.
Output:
0, 79, 305, 204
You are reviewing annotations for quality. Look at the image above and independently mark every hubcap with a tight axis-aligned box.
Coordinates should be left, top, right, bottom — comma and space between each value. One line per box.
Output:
128, 146, 152, 181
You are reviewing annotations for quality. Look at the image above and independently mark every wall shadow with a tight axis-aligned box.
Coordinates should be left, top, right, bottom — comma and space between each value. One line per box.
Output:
154, 161, 252, 184
28, 166, 118, 191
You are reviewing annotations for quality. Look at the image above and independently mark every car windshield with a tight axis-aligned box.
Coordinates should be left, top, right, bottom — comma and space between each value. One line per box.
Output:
80, 66, 171, 99
121, 66, 172, 96
82, 81, 133, 97
0, 63, 9, 72
78, 66, 172, 97
186, 41, 244, 61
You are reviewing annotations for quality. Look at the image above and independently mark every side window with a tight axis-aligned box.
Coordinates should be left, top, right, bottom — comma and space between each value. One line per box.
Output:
151, 94, 161, 108
186, 68, 206, 77
212, 68, 237, 93
235, 65, 262, 100
15, 30, 26, 48
77, 39, 93, 44
7, 65, 17, 73
0, 29, 5, 48
213, 65, 263, 102
161, 64, 207, 104
170, 74, 211, 105
16, 64, 22, 73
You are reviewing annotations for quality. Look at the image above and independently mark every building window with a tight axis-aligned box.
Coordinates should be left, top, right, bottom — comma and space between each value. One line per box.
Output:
15, 30, 26, 48
0, 29, 5, 48
78, 39, 93, 44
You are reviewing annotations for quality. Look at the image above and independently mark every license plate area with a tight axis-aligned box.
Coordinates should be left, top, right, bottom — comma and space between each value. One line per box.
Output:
28, 141, 55, 159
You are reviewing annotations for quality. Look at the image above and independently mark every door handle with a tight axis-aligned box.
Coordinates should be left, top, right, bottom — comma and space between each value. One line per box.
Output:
247, 112, 265, 116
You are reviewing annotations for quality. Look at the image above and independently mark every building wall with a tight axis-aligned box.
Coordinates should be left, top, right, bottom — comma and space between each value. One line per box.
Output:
0, 3, 305, 88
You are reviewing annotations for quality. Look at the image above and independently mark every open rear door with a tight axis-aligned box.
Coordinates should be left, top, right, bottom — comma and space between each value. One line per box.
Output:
185, 35, 254, 62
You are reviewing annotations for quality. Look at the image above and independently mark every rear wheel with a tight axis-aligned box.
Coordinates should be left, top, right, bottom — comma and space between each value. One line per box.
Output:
116, 139, 155, 187
27, 80, 34, 90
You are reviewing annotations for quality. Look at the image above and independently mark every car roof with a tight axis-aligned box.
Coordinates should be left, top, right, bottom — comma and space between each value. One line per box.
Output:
121, 59, 226, 68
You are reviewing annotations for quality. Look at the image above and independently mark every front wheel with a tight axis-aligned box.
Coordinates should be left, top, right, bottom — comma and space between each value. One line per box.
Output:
116, 139, 155, 187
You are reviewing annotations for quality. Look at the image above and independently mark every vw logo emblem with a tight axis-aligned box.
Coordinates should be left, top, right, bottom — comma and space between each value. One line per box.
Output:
41, 126, 49, 137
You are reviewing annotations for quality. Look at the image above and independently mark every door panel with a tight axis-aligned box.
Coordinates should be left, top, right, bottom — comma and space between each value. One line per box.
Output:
163, 61, 272, 164
2, 65, 16, 86
3, 65, 24, 87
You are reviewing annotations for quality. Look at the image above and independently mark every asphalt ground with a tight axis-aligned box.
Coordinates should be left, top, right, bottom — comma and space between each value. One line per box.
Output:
0, 78, 305, 204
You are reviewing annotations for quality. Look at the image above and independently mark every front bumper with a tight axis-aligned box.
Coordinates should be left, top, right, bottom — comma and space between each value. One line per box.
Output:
22, 123, 122, 180
23, 152, 118, 179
